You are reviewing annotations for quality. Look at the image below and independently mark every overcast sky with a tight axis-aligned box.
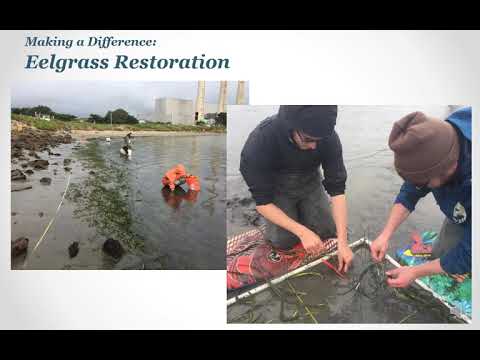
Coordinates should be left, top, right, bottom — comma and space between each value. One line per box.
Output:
11, 81, 249, 118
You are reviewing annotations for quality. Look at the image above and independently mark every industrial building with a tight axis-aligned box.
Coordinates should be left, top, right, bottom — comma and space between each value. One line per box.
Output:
149, 81, 246, 125
153, 98, 218, 125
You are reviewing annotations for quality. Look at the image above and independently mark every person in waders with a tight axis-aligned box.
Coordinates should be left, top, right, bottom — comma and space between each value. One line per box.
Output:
370, 107, 472, 287
120, 132, 134, 157
240, 105, 353, 274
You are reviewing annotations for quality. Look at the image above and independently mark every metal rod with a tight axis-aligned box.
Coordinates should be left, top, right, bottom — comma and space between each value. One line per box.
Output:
364, 239, 471, 324
227, 238, 366, 307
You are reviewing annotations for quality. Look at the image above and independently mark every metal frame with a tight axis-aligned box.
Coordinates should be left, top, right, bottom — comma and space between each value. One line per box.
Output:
227, 237, 472, 324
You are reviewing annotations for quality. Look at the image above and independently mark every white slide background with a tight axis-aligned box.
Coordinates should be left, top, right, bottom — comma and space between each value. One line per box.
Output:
0, 30, 478, 329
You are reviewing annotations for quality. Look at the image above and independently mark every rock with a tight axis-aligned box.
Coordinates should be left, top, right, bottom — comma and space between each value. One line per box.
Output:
11, 212, 17, 216
40, 177, 52, 185
21, 163, 28, 168
102, 238, 125, 259
25, 169, 34, 175
53, 153, 61, 156
64, 167, 72, 172
89, 171, 96, 175
38, 212, 44, 217
52, 162, 59, 165
12, 184, 32, 192
12, 149, 23, 158
68, 242, 79, 258
12, 237, 29, 257
53, 169, 58, 175
29, 159, 49, 170
28, 151, 40, 159
63, 159, 72, 166
11, 169, 26, 181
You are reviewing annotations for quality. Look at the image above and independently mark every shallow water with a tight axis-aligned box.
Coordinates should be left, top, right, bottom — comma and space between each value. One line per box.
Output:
226, 105, 460, 323
227, 245, 461, 324
12, 134, 226, 270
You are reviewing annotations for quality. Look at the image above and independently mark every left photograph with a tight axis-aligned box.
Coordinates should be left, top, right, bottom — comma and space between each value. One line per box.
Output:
11, 80, 248, 270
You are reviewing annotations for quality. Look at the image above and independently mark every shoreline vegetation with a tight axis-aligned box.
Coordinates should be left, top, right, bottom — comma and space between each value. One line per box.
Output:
12, 113, 226, 136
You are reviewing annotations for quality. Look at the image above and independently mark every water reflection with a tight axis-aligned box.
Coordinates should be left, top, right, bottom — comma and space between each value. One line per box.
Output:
71, 134, 226, 269
161, 187, 199, 210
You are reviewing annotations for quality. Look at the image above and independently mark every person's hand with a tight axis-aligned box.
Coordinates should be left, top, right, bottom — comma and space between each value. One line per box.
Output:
451, 274, 468, 283
298, 228, 325, 256
386, 266, 417, 288
337, 245, 354, 273
370, 233, 390, 262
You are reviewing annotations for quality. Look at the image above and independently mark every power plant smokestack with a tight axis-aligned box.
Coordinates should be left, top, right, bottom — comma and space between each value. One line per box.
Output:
195, 80, 206, 120
218, 81, 227, 113
236, 81, 246, 105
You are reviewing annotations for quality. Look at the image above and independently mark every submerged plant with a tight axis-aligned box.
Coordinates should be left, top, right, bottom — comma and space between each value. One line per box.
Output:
66, 140, 144, 250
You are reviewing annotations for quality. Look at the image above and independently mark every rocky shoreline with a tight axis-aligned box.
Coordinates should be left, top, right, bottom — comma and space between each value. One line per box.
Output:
11, 123, 133, 267
11, 122, 74, 185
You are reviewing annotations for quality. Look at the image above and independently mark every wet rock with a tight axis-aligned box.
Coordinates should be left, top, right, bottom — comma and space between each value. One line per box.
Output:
11, 159, 18, 164
12, 237, 29, 257
21, 163, 28, 168
25, 169, 34, 175
53, 169, 58, 175
47, 149, 61, 156
28, 151, 40, 159
12, 149, 23, 158
64, 167, 72, 172
40, 177, 52, 185
68, 242, 79, 258
52, 162, 59, 165
29, 159, 49, 170
38, 212, 44, 217
102, 238, 125, 259
11, 169, 26, 181
89, 171, 96, 175
63, 159, 72, 166
12, 127, 73, 154
12, 184, 32, 192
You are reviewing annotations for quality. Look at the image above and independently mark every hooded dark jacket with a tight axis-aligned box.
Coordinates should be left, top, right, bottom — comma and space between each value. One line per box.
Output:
240, 106, 347, 206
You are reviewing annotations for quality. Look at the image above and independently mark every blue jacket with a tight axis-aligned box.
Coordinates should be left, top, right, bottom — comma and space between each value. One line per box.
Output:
394, 107, 472, 274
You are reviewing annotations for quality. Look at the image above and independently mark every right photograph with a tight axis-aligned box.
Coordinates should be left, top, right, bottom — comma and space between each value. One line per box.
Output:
226, 105, 472, 324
